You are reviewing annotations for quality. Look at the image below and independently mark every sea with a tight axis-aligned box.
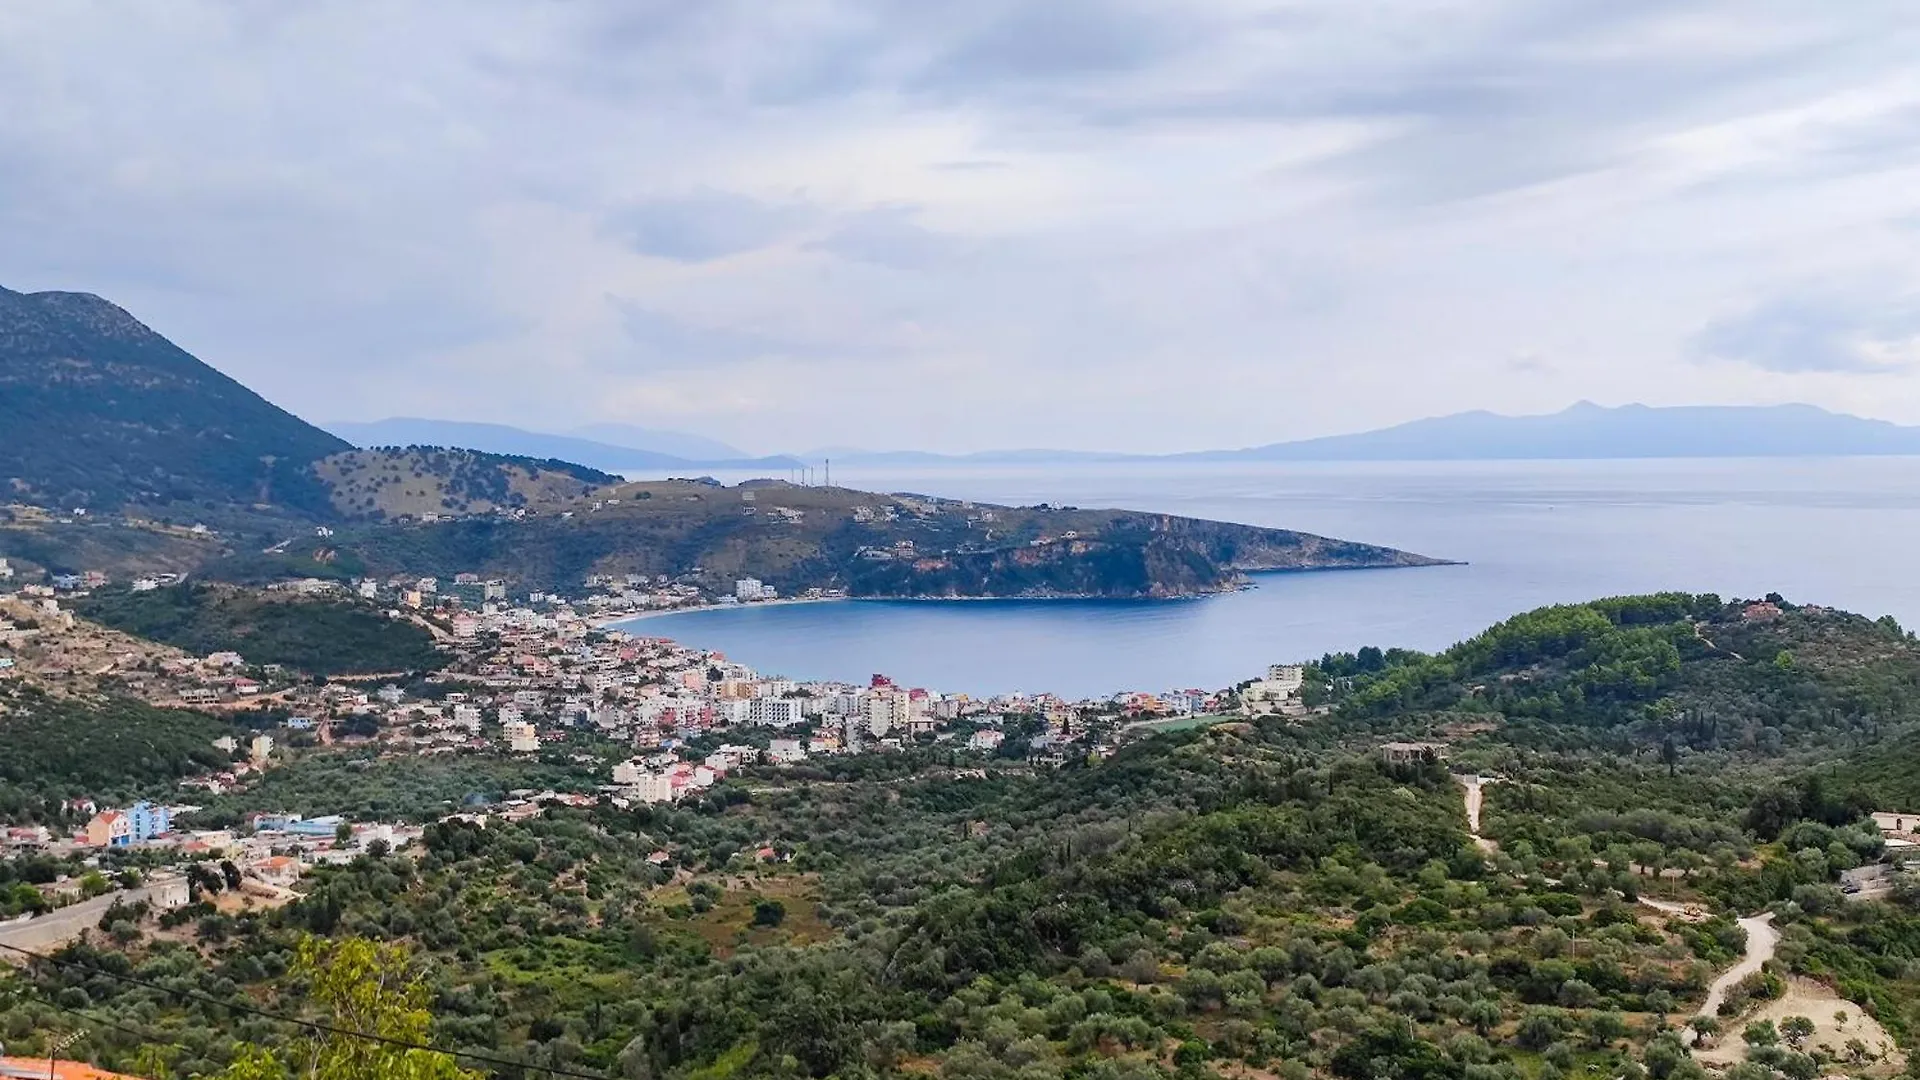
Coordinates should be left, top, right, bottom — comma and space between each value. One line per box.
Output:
611, 458, 1920, 699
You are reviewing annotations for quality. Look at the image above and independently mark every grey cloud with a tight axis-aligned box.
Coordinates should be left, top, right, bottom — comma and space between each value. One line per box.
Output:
6, 1, 1920, 448
1696, 292, 1920, 374
609, 296, 867, 370
806, 207, 960, 269
910, 0, 1203, 91
605, 190, 811, 262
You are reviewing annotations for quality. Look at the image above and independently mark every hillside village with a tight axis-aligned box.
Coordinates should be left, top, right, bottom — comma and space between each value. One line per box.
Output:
1, 559, 1304, 935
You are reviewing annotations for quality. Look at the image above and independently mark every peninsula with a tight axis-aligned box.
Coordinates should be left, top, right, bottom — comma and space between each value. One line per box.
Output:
0, 286, 1448, 600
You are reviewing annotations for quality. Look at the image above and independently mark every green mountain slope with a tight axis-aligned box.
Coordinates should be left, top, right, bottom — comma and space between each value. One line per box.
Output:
71, 582, 446, 677
1314, 592, 1920, 757
0, 285, 348, 512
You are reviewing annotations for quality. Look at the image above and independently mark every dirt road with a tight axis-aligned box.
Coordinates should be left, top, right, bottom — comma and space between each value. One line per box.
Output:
1458, 775, 1497, 853
1699, 912, 1777, 1018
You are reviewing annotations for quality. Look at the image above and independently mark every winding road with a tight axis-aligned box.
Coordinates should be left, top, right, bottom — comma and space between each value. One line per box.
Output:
1698, 912, 1778, 1018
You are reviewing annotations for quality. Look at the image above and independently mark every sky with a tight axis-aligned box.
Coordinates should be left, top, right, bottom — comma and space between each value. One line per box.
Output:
4, 2, 1920, 455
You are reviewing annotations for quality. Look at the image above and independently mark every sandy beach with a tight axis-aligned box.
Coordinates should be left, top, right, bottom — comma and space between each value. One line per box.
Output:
590, 595, 851, 629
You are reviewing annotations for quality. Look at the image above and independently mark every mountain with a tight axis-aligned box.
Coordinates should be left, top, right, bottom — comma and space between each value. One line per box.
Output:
567, 421, 747, 461
0, 285, 349, 511
811, 402, 1920, 465
324, 417, 792, 473
1185, 401, 1920, 461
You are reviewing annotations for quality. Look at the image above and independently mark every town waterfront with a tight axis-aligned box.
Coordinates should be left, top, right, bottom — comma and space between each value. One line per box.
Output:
620, 457, 1920, 697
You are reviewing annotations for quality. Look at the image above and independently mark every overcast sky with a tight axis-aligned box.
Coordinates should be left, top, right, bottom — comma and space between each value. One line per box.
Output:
5, 2, 1920, 454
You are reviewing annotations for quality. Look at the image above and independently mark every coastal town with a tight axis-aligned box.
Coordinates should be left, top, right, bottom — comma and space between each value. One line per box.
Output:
0, 559, 1309, 947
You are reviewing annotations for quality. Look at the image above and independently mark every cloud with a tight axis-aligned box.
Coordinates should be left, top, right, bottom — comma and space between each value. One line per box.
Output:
1696, 290, 1920, 374
806, 206, 959, 269
3, 1, 1920, 453
604, 190, 811, 262
611, 298, 794, 366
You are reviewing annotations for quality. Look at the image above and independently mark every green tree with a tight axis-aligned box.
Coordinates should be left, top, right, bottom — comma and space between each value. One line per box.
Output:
1778, 1016, 1814, 1049
212, 937, 481, 1080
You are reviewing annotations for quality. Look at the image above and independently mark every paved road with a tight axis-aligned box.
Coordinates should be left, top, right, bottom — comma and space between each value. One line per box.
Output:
0, 879, 188, 960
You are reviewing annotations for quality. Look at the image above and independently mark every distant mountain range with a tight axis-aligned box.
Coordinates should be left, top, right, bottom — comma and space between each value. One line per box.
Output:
808, 402, 1920, 465
324, 418, 796, 473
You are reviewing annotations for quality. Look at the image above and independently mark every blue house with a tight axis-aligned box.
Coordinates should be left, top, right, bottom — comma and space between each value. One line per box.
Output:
128, 801, 171, 841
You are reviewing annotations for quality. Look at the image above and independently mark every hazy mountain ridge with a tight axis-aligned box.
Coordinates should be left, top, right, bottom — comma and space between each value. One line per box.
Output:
1186, 402, 1920, 461
325, 417, 795, 473
809, 402, 1920, 465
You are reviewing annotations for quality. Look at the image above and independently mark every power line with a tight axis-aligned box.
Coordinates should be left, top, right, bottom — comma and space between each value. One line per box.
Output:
0, 940, 613, 1079
1, 980, 170, 1078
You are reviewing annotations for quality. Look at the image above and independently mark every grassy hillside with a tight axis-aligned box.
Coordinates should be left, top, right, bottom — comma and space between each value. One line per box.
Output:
72, 581, 445, 676
312, 445, 619, 520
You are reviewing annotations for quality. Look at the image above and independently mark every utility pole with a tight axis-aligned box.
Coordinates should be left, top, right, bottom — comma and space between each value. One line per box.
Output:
47, 1029, 86, 1079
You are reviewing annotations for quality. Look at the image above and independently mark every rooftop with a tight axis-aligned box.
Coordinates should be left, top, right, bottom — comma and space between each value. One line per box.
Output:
0, 1057, 143, 1080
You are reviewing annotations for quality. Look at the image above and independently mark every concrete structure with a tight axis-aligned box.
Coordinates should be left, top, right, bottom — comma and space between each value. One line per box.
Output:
1380, 741, 1449, 765
748, 697, 804, 728
504, 719, 539, 754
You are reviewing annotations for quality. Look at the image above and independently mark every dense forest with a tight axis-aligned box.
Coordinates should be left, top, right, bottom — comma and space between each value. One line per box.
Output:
72, 582, 445, 676
5, 594, 1920, 1080
0, 683, 234, 814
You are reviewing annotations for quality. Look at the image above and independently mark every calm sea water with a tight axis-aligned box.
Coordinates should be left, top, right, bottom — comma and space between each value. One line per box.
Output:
615, 459, 1920, 698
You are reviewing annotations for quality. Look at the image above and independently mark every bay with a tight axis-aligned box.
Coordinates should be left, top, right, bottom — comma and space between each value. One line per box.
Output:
613, 458, 1920, 699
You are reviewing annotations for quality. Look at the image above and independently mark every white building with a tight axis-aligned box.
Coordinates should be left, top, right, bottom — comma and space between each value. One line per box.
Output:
735, 578, 764, 601
863, 692, 911, 737
767, 738, 806, 764
633, 772, 676, 803
1264, 664, 1305, 696
749, 697, 805, 728
453, 704, 483, 732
